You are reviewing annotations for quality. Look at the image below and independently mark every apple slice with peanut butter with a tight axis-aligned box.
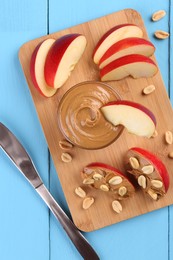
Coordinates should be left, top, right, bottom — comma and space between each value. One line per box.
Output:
126, 147, 170, 200
81, 162, 135, 201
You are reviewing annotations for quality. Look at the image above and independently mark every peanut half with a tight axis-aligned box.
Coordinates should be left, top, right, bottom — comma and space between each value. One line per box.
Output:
75, 187, 86, 198
82, 197, 94, 209
147, 189, 158, 200
141, 165, 154, 174
143, 84, 155, 95
129, 157, 139, 169
165, 131, 173, 144
112, 200, 122, 213
93, 173, 103, 180
83, 178, 94, 185
152, 10, 166, 21
151, 180, 163, 189
118, 186, 127, 196
155, 30, 169, 39
100, 184, 109, 192
138, 175, 147, 189
61, 152, 72, 163
59, 140, 73, 150
108, 176, 122, 185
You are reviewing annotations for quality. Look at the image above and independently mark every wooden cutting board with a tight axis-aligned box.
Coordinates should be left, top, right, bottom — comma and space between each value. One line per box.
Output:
19, 9, 173, 232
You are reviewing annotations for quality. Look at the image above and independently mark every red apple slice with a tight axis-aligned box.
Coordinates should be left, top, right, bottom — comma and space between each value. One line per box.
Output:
93, 24, 143, 64
126, 147, 170, 200
101, 100, 156, 138
30, 39, 57, 97
81, 162, 135, 199
99, 37, 155, 69
100, 54, 158, 81
44, 34, 87, 89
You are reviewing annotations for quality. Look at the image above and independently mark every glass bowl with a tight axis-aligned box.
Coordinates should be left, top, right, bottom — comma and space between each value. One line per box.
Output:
57, 81, 124, 150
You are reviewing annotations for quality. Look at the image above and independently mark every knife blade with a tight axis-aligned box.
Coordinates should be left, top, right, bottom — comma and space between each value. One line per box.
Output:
0, 122, 99, 260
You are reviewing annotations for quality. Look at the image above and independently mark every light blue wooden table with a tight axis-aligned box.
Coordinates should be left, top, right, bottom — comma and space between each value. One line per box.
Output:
0, 1, 172, 259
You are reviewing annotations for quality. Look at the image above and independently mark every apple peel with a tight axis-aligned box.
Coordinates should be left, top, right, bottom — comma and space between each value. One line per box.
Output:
44, 34, 87, 89
93, 24, 143, 64
126, 147, 170, 200
30, 39, 57, 97
100, 54, 158, 81
99, 37, 155, 69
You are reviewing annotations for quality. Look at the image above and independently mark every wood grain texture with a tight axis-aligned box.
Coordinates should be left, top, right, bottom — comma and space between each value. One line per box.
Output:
19, 9, 173, 232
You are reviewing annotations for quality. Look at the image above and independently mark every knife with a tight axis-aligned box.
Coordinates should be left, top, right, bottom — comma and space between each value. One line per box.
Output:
0, 122, 99, 260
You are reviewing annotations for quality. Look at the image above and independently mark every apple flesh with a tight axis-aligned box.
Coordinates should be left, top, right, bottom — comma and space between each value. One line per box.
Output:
30, 39, 57, 97
82, 162, 135, 199
99, 37, 155, 69
100, 54, 158, 81
93, 24, 143, 64
44, 34, 87, 89
101, 100, 156, 138
126, 147, 170, 200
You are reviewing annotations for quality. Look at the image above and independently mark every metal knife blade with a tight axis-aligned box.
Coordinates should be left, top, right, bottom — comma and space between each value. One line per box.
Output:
0, 122, 100, 260
0, 122, 42, 188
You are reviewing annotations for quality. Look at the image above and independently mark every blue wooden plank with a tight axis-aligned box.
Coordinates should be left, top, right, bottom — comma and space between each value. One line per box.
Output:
0, 1, 50, 260
49, 1, 170, 260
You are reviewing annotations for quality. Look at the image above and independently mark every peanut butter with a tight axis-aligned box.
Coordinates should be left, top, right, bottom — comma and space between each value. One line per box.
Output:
58, 82, 123, 149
